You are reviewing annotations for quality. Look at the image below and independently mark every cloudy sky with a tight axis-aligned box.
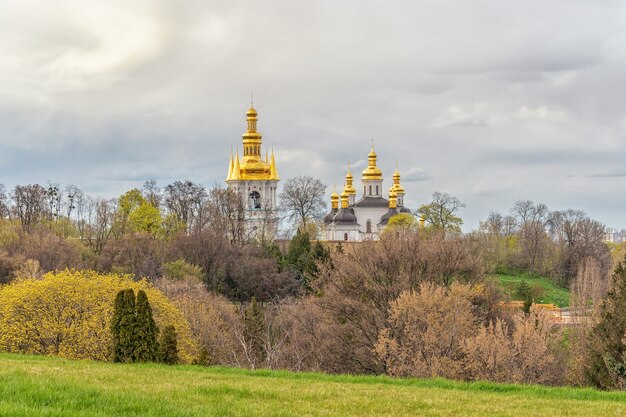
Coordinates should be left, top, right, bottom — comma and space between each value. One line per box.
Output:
1, 0, 626, 230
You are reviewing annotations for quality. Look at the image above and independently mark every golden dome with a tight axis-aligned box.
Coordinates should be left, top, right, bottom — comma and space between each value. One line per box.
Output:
229, 104, 278, 182
339, 190, 349, 208
362, 145, 383, 180
330, 187, 339, 209
388, 189, 398, 209
390, 167, 405, 194
344, 162, 357, 195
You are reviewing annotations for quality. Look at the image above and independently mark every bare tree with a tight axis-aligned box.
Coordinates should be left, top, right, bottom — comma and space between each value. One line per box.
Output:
480, 211, 504, 236
142, 178, 161, 208
45, 183, 63, 222
206, 187, 248, 246
12, 184, 48, 230
84, 197, 115, 254
163, 180, 208, 233
511, 200, 551, 275
278, 176, 327, 230
0, 184, 9, 219
550, 210, 610, 286
417, 191, 465, 238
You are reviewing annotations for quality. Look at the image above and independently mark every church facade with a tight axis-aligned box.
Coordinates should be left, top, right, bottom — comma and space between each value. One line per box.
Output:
225, 105, 279, 237
321, 146, 411, 241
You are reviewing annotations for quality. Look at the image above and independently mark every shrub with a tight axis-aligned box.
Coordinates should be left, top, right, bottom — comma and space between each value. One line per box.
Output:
0, 269, 196, 362
158, 325, 179, 365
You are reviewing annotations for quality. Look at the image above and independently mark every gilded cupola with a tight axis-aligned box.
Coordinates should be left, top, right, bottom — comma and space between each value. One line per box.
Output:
226, 105, 279, 182
344, 162, 357, 195
331, 188, 339, 209
340, 190, 349, 208
361, 145, 383, 180
389, 165, 405, 194
388, 189, 397, 209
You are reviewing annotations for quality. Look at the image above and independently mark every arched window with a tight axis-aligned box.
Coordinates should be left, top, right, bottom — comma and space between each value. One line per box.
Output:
376, 185, 379, 195
344, 233, 348, 241
369, 185, 372, 195
366, 220, 372, 233
248, 191, 261, 209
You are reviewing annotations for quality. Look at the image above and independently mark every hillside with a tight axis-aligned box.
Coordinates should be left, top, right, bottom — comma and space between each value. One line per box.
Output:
1, 354, 624, 417
491, 272, 571, 307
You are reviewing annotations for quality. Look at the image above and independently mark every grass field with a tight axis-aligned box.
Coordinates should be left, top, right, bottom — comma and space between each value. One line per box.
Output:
1, 354, 625, 416
490, 272, 571, 307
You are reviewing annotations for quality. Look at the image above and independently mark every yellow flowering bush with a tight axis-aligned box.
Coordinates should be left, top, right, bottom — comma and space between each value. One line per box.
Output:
0, 269, 197, 362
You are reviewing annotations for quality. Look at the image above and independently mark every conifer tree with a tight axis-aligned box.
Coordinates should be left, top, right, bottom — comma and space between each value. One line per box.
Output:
135, 290, 159, 362
111, 290, 126, 362
111, 288, 138, 363
244, 296, 265, 367
158, 325, 179, 365
586, 255, 626, 389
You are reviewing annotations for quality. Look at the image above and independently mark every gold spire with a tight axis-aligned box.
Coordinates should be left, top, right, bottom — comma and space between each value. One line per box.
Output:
269, 148, 279, 180
361, 143, 383, 180
226, 150, 234, 180
389, 164, 406, 194
231, 104, 279, 182
340, 190, 349, 208
389, 189, 397, 209
344, 161, 357, 195
232, 150, 241, 180
331, 186, 339, 209
242, 105, 262, 164
419, 215, 425, 229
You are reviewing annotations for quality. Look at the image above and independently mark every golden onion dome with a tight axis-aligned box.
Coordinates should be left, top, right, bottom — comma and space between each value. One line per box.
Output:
246, 106, 258, 117
390, 167, 405, 194
362, 145, 383, 180
391, 183, 406, 194
331, 189, 339, 200
388, 189, 398, 209
339, 190, 349, 208
344, 162, 357, 195
362, 165, 383, 180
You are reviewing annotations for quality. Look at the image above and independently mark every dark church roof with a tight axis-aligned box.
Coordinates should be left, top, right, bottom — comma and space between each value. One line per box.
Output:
333, 207, 359, 225
323, 208, 338, 224
399, 206, 412, 214
378, 207, 400, 226
353, 196, 389, 208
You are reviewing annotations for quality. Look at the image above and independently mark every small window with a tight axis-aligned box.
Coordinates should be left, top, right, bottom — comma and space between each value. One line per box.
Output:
344, 233, 348, 241
369, 185, 372, 195
249, 191, 261, 209
376, 185, 379, 195
364, 186, 366, 194
366, 220, 372, 233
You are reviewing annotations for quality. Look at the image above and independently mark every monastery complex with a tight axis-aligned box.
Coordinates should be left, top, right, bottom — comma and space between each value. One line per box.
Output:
226, 105, 414, 242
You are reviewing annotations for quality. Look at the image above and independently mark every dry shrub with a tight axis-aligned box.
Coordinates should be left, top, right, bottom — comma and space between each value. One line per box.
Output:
376, 283, 477, 379
9, 226, 85, 272
156, 278, 243, 366
566, 257, 606, 385
463, 309, 560, 385
315, 233, 485, 374
273, 297, 329, 372
98, 232, 163, 279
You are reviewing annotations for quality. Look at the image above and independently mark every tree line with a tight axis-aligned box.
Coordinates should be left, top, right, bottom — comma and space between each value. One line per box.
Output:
0, 179, 624, 390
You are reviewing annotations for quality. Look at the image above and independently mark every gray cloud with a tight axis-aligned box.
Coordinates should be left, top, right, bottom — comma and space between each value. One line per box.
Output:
1, 0, 626, 230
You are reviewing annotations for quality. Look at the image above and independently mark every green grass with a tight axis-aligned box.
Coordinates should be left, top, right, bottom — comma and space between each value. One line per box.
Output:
490, 272, 571, 307
1, 354, 625, 416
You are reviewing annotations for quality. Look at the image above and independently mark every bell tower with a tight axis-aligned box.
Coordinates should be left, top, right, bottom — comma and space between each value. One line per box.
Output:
226, 104, 280, 238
